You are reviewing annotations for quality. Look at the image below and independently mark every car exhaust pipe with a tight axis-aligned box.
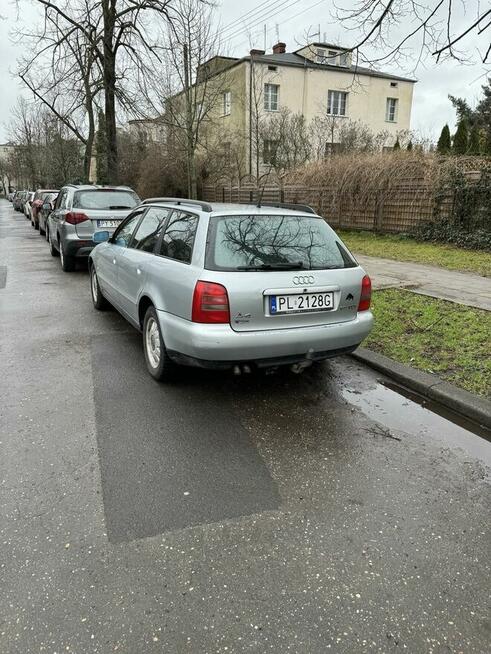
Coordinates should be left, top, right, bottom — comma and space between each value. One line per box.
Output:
233, 364, 252, 376
290, 349, 315, 374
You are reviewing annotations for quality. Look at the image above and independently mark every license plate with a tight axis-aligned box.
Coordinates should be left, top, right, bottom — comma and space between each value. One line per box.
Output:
96, 219, 120, 228
270, 292, 334, 314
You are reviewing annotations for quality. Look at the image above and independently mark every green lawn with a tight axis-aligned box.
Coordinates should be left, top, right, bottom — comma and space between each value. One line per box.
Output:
365, 289, 491, 397
338, 230, 491, 278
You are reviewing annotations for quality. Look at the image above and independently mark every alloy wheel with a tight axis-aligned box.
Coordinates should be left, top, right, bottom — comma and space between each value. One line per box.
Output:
145, 317, 161, 369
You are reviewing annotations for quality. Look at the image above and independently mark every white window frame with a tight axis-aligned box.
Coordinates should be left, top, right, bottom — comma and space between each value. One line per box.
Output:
221, 91, 231, 116
327, 50, 338, 65
339, 52, 349, 67
386, 97, 398, 122
327, 90, 348, 116
264, 83, 279, 112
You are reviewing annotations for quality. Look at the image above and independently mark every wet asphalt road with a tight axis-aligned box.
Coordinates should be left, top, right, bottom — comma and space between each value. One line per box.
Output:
1, 199, 490, 653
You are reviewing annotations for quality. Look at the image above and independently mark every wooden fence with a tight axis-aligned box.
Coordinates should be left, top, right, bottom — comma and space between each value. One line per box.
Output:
201, 180, 463, 234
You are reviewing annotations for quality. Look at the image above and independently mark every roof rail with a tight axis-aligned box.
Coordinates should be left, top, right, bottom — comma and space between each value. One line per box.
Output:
141, 197, 213, 212
244, 201, 316, 215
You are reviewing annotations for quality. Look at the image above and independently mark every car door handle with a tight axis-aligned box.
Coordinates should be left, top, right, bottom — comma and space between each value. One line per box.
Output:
112, 258, 117, 265
137, 267, 142, 275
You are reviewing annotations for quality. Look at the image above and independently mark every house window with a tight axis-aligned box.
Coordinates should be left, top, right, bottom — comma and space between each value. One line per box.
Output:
315, 48, 326, 63
264, 84, 279, 111
339, 52, 349, 67
327, 50, 338, 65
268, 65, 277, 71
390, 81, 398, 87
327, 90, 348, 116
222, 91, 231, 116
386, 97, 398, 122
263, 139, 278, 164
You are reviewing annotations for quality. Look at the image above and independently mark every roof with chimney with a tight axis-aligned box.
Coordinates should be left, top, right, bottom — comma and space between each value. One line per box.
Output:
202, 42, 417, 84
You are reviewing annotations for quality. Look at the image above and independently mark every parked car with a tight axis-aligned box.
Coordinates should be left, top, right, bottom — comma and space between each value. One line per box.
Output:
38, 192, 58, 237
24, 191, 35, 219
7, 191, 16, 202
47, 184, 140, 271
31, 189, 59, 229
13, 191, 27, 212
89, 199, 373, 381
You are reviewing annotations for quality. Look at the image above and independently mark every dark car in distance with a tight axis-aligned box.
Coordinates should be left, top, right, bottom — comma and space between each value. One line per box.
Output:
31, 189, 59, 229
38, 192, 58, 237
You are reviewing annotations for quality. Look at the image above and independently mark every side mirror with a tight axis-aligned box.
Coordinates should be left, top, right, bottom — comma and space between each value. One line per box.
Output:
93, 230, 110, 243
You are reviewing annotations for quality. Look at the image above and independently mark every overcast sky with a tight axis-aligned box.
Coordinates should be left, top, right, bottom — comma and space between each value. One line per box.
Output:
0, 0, 489, 143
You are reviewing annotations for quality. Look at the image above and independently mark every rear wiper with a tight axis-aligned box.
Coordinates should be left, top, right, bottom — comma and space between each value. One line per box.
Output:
237, 261, 304, 271
108, 205, 132, 210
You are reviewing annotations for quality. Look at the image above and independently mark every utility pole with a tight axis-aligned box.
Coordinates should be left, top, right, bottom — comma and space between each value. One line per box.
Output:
183, 42, 193, 198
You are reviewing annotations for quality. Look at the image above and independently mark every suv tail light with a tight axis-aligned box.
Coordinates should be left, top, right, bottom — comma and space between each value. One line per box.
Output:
358, 275, 372, 311
192, 281, 230, 324
65, 212, 89, 225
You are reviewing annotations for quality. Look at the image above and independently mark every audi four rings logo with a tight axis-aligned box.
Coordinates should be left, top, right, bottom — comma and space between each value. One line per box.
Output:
293, 275, 315, 285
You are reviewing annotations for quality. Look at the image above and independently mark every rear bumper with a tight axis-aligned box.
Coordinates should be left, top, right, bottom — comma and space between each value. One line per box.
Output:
62, 235, 94, 257
158, 310, 374, 368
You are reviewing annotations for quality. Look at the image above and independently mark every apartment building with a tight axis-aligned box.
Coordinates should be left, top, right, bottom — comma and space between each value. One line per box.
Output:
167, 41, 416, 177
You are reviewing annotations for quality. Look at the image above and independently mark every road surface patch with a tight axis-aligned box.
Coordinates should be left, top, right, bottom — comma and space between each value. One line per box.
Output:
91, 332, 280, 542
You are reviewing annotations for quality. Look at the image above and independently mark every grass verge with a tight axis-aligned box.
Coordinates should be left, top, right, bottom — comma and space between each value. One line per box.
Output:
338, 230, 491, 278
365, 289, 491, 397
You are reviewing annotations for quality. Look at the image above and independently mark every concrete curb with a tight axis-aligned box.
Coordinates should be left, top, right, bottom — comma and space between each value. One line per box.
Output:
351, 347, 491, 430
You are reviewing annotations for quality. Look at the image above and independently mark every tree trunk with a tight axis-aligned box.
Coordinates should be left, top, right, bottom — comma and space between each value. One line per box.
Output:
84, 98, 95, 183
102, 0, 118, 184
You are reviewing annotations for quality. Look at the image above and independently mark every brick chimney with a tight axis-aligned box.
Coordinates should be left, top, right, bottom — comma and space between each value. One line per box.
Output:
250, 48, 265, 56
272, 42, 286, 54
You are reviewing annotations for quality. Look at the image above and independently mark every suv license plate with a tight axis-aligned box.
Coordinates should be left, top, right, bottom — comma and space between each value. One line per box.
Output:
96, 219, 120, 227
270, 292, 334, 314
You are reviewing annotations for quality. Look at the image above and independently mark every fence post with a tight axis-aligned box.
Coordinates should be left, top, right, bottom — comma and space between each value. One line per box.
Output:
374, 191, 385, 232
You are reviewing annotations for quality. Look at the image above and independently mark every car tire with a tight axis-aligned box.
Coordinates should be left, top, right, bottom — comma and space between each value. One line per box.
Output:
90, 265, 108, 310
49, 230, 59, 257
45, 225, 50, 242
59, 239, 75, 272
143, 306, 179, 382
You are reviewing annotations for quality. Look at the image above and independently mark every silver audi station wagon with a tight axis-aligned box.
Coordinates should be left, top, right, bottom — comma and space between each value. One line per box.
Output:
89, 199, 373, 380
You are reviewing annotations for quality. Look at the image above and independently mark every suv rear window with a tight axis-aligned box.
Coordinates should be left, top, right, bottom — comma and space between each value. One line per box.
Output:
73, 190, 139, 210
206, 214, 356, 271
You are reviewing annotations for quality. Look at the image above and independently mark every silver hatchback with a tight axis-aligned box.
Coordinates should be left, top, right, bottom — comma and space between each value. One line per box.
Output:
47, 184, 140, 271
89, 199, 373, 380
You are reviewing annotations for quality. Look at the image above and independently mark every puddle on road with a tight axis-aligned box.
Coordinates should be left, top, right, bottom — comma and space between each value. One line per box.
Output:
341, 377, 491, 471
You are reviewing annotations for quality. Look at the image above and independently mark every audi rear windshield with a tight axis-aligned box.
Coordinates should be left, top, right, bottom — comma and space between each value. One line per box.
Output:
73, 189, 140, 210
205, 214, 357, 271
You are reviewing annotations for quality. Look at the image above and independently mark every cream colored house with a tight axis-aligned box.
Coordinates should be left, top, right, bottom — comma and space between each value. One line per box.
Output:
177, 41, 416, 178
164, 43, 415, 182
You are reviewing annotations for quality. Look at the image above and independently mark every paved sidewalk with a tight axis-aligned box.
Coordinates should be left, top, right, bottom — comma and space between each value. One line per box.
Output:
356, 254, 491, 311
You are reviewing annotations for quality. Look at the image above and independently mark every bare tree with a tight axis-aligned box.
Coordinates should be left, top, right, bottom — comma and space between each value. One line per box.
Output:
334, 1, 491, 69
25, 0, 177, 184
259, 108, 311, 177
141, 0, 231, 198
17, 5, 102, 181
7, 99, 83, 188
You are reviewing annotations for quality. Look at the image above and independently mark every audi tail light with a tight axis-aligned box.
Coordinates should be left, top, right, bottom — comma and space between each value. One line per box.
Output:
192, 281, 230, 324
358, 275, 371, 311
65, 212, 89, 225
